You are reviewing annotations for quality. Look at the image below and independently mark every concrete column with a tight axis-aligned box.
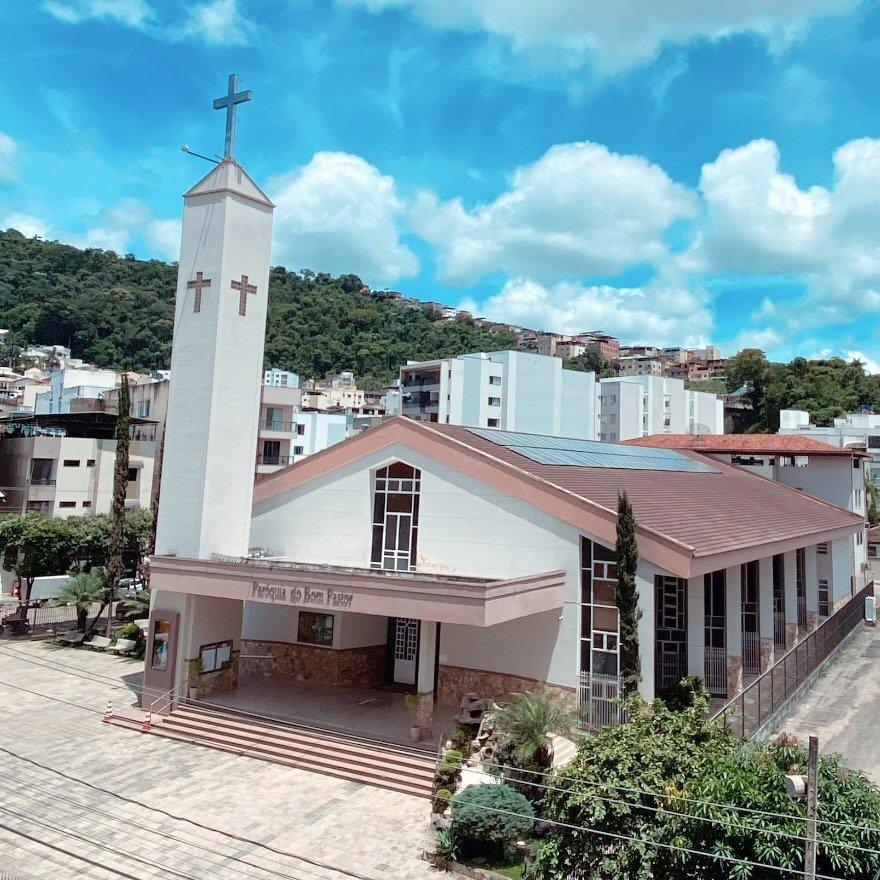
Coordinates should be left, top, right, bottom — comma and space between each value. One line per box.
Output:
635, 566, 656, 702
724, 566, 742, 697
758, 556, 775, 671
783, 550, 798, 649
805, 545, 820, 631
686, 576, 705, 679
415, 621, 438, 737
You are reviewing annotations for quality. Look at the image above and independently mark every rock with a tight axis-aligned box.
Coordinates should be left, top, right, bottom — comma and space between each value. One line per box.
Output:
431, 813, 452, 831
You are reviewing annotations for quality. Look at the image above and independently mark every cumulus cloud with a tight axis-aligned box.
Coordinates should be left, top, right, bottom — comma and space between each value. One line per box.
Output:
42, 0, 152, 27
146, 219, 181, 261
342, 0, 857, 72
171, 0, 254, 45
270, 151, 418, 285
412, 142, 697, 285
0, 133, 19, 184
460, 277, 713, 346
845, 350, 880, 375
2, 213, 49, 239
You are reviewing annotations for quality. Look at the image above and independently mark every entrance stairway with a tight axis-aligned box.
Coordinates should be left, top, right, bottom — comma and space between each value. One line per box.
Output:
112, 702, 436, 798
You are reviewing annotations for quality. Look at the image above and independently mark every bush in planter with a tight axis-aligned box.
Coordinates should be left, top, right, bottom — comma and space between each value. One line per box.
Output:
451, 783, 534, 857
450, 724, 475, 753
435, 748, 464, 788
435, 828, 458, 860
433, 787, 453, 814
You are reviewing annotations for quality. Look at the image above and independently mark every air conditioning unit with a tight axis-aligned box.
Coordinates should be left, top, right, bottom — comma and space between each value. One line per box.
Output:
865, 595, 876, 627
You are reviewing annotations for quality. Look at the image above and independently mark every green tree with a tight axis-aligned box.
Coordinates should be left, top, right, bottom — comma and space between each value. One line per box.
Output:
0, 514, 77, 605
867, 473, 880, 525
616, 491, 640, 695
57, 569, 107, 632
536, 698, 880, 880
106, 376, 131, 591
451, 784, 534, 857
565, 345, 616, 379
494, 687, 574, 769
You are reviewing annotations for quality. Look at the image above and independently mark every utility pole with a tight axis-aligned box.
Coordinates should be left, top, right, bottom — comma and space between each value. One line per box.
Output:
805, 735, 819, 880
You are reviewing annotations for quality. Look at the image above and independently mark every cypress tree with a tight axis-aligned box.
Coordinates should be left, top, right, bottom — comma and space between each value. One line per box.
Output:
104, 374, 131, 635
616, 490, 641, 696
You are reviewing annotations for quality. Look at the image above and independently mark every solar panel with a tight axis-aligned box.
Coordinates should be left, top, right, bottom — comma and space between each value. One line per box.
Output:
469, 428, 717, 473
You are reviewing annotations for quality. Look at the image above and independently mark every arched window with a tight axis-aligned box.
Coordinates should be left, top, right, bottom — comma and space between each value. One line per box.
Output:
371, 462, 421, 571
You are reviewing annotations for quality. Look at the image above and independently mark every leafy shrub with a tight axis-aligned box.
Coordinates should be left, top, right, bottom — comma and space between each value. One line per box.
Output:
435, 828, 458, 859
433, 788, 453, 814
495, 688, 573, 770
118, 622, 143, 642
657, 675, 707, 711
451, 784, 534, 856
450, 725, 475, 753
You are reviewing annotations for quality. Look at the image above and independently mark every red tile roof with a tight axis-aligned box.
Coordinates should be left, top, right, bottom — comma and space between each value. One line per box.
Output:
622, 433, 864, 457
425, 424, 862, 561
867, 525, 880, 544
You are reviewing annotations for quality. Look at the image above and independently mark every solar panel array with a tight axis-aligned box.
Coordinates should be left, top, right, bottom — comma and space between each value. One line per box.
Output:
469, 428, 718, 473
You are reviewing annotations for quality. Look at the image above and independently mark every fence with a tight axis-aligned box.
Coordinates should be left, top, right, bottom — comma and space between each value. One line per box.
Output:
713, 582, 873, 739
578, 671, 626, 731
0, 601, 110, 633
773, 611, 786, 651
742, 630, 761, 675
704, 646, 726, 695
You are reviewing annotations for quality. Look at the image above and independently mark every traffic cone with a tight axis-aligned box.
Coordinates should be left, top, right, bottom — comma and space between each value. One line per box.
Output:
142, 711, 152, 732
102, 699, 112, 723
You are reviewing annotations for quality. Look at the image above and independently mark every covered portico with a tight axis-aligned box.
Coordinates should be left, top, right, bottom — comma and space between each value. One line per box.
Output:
143, 553, 566, 739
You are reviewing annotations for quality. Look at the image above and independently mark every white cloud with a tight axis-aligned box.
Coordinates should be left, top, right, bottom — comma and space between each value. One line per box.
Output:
413, 142, 697, 285
146, 219, 181, 261
0, 133, 19, 183
42, 0, 152, 27
728, 327, 783, 353
845, 350, 880, 375
270, 151, 418, 285
342, 0, 857, 73
172, 0, 254, 46
460, 277, 712, 346
2, 213, 49, 239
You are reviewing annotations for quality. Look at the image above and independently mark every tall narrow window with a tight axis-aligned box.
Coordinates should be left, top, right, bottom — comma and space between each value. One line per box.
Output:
578, 538, 619, 679
741, 561, 760, 674
818, 579, 830, 617
772, 554, 785, 650
654, 575, 687, 691
704, 570, 726, 696
371, 463, 421, 571
796, 548, 807, 629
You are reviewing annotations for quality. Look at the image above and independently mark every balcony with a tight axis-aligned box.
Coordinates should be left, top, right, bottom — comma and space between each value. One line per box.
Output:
257, 454, 295, 468
260, 419, 301, 434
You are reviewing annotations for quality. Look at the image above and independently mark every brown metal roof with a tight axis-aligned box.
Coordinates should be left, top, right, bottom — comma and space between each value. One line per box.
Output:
622, 433, 865, 457
422, 423, 863, 561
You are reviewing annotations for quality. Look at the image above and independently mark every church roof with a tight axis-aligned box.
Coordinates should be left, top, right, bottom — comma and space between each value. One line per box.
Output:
184, 158, 273, 208
623, 433, 866, 457
252, 416, 863, 578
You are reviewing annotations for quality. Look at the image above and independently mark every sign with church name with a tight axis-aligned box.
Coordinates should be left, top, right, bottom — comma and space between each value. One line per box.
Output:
251, 580, 354, 609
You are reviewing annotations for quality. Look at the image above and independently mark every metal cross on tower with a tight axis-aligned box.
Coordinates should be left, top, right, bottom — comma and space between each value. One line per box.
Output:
213, 73, 252, 161
187, 271, 212, 313
230, 275, 257, 316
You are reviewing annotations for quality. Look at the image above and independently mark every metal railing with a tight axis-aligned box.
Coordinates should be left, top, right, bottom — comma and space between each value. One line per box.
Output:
773, 611, 786, 650
256, 454, 295, 467
714, 582, 873, 739
797, 594, 807, 629
704, 646, 726, 695
742, 630, 761, 674
578, 671, 626, 731
261, 420, 303, 433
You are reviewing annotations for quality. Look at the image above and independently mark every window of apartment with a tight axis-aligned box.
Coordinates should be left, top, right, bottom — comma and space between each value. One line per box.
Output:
371, 462, 421, 572
817, 542, 828, 555
86, 459, 96, 468
296, 423, 305, 436
487, 418, 499, 428
855, 489, 863, 507
26, 501, 52, 514
264, 406, 283, 430
298, 611, 334, 646
488, 375, 502, 386
488, 397, 501, 407
854, 457, 862, 469
818, 579, 830, 617
293, 446, 304, 456
62, 459, 80, 467
857, 530, 864, 546
81, 501, 92, 508
127, 467, 138, 482
58, 501, 76, 508
199, 640, 232, 673
136, 400, 151, 418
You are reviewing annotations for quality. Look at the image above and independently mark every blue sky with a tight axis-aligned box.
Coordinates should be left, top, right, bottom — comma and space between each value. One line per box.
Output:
3, 1, 880, 365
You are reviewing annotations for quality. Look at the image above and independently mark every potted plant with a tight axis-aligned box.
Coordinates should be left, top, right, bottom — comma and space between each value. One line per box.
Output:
404, 692, 422, 742
187, 657, 203, 701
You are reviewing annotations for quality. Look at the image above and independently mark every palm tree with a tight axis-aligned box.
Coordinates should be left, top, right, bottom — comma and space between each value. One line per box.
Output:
494, 687, 574, 769
57, 570, 107, 632
120, 587, 151, 619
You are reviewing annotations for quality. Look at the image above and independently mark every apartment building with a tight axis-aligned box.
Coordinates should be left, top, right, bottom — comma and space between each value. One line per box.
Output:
300, 371, 366, 411
264, 368, 299, 388
625, 433, 869, 595
34, 366, 117, 414
617, 356, 664, 377
779, 409, 880, 480
598, 375, 723, 441
517, 330, 620, 362
400, 350, 599, 439
0, 412, 156, 517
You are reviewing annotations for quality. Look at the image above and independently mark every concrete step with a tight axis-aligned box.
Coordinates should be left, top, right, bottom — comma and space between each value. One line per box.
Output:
162, 712, 436, 786
173, 703, 435, 772
109, 704, 436, 798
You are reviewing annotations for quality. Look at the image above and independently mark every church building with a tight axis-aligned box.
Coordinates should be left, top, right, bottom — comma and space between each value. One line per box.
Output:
142, 77, 867, 744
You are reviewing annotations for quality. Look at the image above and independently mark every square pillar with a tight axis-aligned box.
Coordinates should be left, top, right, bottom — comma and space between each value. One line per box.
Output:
758, 556, 775, 671
783, 550, 798, 649
686, 576, 704, 679
805, 545, 820, 631
415, 621, 438, 737
724, 565, 742, 697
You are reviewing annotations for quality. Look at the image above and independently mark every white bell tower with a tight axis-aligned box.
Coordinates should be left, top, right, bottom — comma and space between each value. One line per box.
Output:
155, 75, 274, 560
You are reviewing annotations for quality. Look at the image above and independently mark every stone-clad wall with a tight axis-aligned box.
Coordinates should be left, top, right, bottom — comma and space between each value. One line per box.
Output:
437, 663, 576, 709
188, 652, 239, 698
239, 639, 386, 687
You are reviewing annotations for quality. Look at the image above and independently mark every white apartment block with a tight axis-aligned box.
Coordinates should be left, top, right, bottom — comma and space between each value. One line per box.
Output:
400, 350, 599, 439
617, 356, 664, 377
0, 413, 155, 517
34, 366, 118, 414
257, 381, 346, 475
598, 375, 723, 442
264, 368, 300, 388
779, 409, 880, 480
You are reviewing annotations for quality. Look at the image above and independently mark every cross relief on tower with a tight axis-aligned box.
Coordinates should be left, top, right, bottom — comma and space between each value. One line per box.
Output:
231, 275, 258, 316
187, 271, 212, 313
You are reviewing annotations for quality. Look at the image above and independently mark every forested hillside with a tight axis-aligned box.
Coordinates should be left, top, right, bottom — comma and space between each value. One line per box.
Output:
0, 229, 515, 387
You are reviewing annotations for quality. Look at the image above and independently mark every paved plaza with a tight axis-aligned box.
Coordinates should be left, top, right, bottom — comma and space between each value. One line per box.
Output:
0, 640, 436, 880
773, 623, 880, 784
